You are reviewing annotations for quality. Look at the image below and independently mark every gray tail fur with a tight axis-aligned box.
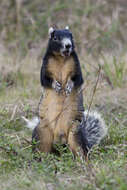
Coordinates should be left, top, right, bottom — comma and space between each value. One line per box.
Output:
22, 116, 39, 130
75, 110, 108, 153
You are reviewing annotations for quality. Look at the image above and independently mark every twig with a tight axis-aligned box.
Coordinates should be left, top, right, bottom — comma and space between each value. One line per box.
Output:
22, 137, 31, 144
21, 145, 32, 151
15, 134, 21, 145
86, 65, 101, 121
10, 105, 17, 121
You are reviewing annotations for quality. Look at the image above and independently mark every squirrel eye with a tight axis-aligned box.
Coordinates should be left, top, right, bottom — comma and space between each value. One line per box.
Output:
53, 36, 57, 41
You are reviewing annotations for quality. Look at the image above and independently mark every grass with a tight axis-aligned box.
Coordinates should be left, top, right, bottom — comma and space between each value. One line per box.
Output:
0, 111, 127, 190
1, 0, 127, 57
101, 54, 126, 88
0, 53, 127, 190
0, 1, 127, 188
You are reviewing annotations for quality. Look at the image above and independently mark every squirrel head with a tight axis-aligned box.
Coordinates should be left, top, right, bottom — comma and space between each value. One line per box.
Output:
48, 26, 75, 57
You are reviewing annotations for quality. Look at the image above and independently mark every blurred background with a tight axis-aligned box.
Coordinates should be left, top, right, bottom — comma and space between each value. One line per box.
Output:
0, 0, 127, 115
0, 0, 127, 56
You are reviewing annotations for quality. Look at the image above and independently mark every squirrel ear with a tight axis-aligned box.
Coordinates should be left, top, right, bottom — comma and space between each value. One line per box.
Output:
48, 27, 54, 38
65, 26, 69, 30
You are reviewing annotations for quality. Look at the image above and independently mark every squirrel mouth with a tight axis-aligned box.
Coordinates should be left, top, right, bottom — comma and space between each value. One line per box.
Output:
62, 50, 70, 57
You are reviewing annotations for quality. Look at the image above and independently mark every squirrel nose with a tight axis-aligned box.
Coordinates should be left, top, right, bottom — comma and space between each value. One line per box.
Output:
65, 44, 71, 49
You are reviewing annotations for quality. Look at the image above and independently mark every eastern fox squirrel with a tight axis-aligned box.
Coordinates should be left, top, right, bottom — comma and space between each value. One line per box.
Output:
23, 26, 107, 158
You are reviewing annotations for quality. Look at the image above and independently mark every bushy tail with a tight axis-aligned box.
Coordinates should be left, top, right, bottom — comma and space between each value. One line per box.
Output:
75, 110, 107, 153
22, 116, 39, 130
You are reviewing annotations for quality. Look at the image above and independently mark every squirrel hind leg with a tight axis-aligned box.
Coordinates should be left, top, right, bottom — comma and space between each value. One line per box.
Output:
32, 121, 54, 153
68, 129, 89, 161
39, 127, 53, 153
68, 131, 78, 156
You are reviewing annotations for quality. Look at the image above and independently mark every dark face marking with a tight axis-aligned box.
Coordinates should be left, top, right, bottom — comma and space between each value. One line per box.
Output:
48, 29, 75, 57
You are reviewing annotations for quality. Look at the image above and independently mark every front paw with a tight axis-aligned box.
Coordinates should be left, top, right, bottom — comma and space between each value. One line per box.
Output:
65, 80, 74, 95
52, 80, 62, 93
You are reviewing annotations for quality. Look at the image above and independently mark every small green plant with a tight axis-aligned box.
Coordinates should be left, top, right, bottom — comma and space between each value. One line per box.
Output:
101, 55, 126, 88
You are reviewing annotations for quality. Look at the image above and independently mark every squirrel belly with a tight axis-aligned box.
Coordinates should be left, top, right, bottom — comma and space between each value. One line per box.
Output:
36, 54, 83, 152
39, 88, 80, 144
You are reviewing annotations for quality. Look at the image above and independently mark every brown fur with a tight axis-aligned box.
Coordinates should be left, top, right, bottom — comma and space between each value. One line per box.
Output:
37, 55, 82, 153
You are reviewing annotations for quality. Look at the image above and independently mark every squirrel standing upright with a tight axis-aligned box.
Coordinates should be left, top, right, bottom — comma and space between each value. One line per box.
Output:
23, 26, 107, 158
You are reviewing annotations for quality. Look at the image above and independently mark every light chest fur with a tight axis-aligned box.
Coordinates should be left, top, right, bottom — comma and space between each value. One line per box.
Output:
47, 56, 75, 87
38, 56, 80, 150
